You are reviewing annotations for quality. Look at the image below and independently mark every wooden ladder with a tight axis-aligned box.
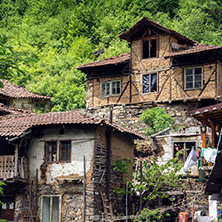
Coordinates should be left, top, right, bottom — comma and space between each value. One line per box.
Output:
100, 192, 113, 221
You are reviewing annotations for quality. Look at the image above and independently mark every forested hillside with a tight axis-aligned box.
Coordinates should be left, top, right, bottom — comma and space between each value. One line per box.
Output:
1, 0, 222, 111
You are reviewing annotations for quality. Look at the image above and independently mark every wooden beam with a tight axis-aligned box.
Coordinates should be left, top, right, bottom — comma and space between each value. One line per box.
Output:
172, 75, 190, 98
155, 74, 170, 100
201, 114, 207, 148
116, 80, 130, 104
210, 122, 216, 148
198, 69, 216, 97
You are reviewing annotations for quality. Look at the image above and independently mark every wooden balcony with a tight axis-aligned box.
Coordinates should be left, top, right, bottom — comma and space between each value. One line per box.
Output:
0, 156, 28, 182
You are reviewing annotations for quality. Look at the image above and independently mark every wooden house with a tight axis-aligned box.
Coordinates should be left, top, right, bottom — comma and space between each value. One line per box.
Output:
77, 17, 222, 166
0, 109, 143, 221
78, 17, 222, 109
0, 79, 52, 112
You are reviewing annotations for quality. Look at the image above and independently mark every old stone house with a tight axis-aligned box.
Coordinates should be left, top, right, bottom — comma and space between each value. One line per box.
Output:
0, 79, 52, 112
0, 109, 143, 221
77, 16, 222, 165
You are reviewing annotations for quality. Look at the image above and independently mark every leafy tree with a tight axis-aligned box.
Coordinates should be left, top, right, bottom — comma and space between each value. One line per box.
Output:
113, 153, 183, 222
140, 107, 175, 136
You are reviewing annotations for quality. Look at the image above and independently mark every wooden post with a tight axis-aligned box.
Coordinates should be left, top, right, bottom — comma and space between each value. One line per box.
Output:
210, 122, 216, 148
129, 74, 132, 104
83, 156, 86, 222
139, 161, 143, 212
14, 144, 18, 178
201, 114, 207, 148
36, 169, 39, 222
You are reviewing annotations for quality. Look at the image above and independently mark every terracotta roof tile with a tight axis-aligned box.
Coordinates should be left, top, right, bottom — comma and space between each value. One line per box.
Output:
0, 103, 33, 116
77, 53, 130, 69
119, 17, 197, 44
0, 79, 51, 99
0, 110, 144, 139
166, 44, 222, 57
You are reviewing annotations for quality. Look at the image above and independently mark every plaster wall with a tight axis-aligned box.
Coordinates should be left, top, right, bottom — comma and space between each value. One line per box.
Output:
27, 125, 96, 184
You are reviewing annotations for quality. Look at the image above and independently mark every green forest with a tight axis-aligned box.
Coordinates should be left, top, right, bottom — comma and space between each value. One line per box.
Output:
1, 0, 222, 111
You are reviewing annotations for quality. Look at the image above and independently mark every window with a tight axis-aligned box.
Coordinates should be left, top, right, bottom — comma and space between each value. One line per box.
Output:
41, 195, 61, 222
0, 99, 9, 106
142, 73, 157, 93
34, 102, 46, 112
45, 141, 71, 163
60, 141, 71, 162
143, 38, 157, 59
101, 80, 121, 98
184, 67, 203, 90
45, 142, 57, 162
173, 142, 196, 163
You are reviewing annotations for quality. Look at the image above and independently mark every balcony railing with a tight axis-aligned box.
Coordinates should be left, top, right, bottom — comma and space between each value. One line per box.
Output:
0, 156, 28, 181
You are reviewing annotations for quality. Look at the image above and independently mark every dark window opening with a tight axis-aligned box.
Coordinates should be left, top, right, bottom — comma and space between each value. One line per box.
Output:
143, 39, 157, 59
142, 73, 157, 93
60, 141, 71, 162
45, 142, 57, 162
173, 142, 196, 163
0, 99, 9, 106
34, 102, 46, 112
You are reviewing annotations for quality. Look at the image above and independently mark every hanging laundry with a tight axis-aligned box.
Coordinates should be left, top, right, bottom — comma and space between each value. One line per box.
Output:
201, 148, 217, 163
183, 147, 199, 172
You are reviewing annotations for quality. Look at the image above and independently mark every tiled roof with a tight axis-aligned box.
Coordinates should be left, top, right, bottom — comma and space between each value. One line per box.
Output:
0, 103, 32, 116
0, 79, 51, 99
0, 110, 144, 139
119, 17, 196, 44
189, 103, 222, 127
77, 53, 130, 69
103, 120, 146, 140
166, 44, 222, 57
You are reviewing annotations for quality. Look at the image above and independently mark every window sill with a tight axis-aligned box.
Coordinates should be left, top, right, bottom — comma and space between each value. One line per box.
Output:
184, 88, 203, 91
101, 94, 121, 99
142, 91, 158, 95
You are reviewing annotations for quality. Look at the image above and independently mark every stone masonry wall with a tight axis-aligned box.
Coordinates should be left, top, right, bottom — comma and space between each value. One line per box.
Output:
87, 102, 200, 135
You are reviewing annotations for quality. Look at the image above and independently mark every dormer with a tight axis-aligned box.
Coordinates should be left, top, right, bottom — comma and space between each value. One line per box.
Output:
119, 17, 196, 71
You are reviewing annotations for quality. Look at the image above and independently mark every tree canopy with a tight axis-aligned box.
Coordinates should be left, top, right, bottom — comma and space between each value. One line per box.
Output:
0, 0, 222, 110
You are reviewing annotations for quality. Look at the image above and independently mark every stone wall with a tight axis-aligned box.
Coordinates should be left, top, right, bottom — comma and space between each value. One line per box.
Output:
8, 182, 95, 222
87, 102, 200, 134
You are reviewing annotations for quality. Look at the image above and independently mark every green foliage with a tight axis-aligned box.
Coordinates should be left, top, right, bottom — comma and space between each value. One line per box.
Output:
113, 153, 183, 222
140, 107, 175, 136
0, 0, 222, 110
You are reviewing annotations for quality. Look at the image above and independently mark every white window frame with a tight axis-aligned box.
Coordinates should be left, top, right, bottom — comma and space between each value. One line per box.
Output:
142, 72, 158, 94
40, 195, 62, 222
184, 67, 203, 90
101, 80, 121, 98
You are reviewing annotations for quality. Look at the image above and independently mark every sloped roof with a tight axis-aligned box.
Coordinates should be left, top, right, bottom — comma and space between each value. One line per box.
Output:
0, 79, 51, 100
166, 44, 222, 57
0, 103, 32, 116
77, 53, 130, 70
0, 110, 145, 139
119, 17, 196, 44
189, 103, 222, 126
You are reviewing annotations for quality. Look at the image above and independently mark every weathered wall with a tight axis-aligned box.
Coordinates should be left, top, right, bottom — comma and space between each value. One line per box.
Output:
86, 31, 219, 108
10, 98, 52, 112
88, 102, 200, 134
11, 183, 95, 222
27, 125, 96, 184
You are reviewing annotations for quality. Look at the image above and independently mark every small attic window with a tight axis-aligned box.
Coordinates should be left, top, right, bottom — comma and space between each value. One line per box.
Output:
143, 39, 157, 59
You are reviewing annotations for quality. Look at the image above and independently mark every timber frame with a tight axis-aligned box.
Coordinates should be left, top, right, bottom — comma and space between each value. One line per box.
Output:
77, 17, 222, 110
